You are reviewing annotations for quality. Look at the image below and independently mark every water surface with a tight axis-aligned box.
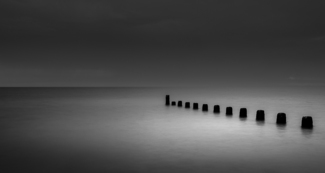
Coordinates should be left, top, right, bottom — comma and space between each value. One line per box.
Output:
1, 87, 325, 173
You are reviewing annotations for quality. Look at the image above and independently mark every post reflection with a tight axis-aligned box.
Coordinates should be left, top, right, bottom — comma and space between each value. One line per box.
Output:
276, 124, 286, 130
239, 117, 247, 121
256, 121, 265, 126
301, 128, 314, 138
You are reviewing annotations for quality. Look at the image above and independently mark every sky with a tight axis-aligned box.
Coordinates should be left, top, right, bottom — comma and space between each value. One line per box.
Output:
1, 0, 325, 87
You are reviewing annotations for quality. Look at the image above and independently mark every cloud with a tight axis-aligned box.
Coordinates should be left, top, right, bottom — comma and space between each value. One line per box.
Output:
0, 64, 113, 87
11, 0, 125, 21
311, 35, 325, 42
1, 0, 325, 43
134, 19, 196, 34
288, 76, 325, 86
0, 0, 128, 36
289, 76, 324, 81
1, 16, 56, 34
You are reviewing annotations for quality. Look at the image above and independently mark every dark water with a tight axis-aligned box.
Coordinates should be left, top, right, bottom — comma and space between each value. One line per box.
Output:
1, 87, 325, 173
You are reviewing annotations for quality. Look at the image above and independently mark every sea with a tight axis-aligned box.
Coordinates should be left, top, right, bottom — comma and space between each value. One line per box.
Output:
1, 86, 325, 173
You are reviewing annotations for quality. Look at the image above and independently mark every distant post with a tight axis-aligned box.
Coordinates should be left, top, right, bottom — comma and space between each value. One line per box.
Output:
276, 113, 286, 125
165, 95, 170, 106
178, 101, 183, 107
256, 110, 265, 121
185, 102, 190, 108
226, 107, 233, 115
171, 101, 176, 106
301, 116, 313, 129
213, 105, 220, 113
193, 103, 199, 110
202, 104, 208, 112
239, 108, 247, 118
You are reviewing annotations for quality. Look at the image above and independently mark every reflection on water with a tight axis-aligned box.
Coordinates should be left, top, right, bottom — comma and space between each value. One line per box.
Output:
301, 129, 314, 138
276, 124, 286, 130
239, 117, 247, 121
256, 121, 265, 126
0, 87, 325, 173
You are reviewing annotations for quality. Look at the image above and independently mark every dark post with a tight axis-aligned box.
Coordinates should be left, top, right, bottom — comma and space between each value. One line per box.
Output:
202, 104, 208, 112
239, 108, 247, 118
213, 105, 220, 113
185, 102, 190, 108
276, 113, 286, 125
301, 116, 313, 129
256, 110, 265, 121
177, 101, 183, 107
226, 107, 233, 115
193, 103, 199, 110
171, 101, 176, 106
165, 95, 170, 106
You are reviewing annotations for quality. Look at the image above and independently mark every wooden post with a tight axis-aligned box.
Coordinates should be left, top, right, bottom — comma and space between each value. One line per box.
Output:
239, 108, 247, 118
226, 107, 233, 115
185, 102, 190, 108
165, 95, 170, 106
276, 113, 286, 125
177, 101, 183, 107
213, 105, 220, 113
256, 110, 265, 121
202, 104, 208, 112
301, 116, 313, 129
193, 103, 199, 110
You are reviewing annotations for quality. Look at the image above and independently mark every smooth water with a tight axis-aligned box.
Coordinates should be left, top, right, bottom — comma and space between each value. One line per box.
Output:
1, 87, 325, 173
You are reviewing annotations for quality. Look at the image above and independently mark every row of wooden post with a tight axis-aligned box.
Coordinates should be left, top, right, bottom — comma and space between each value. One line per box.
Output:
165, 95, 313, 129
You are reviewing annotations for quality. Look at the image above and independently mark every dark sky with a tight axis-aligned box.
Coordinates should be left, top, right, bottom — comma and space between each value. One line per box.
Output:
1, 0, 325, 87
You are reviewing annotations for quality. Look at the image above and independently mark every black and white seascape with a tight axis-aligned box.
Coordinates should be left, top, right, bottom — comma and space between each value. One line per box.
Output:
1, 1, 325, 172
1, 87, 325, 173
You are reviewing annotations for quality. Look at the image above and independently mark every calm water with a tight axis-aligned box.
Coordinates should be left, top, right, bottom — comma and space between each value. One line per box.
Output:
1, 87, 325, 173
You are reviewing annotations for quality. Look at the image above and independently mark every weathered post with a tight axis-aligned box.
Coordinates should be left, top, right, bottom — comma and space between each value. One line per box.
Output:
276, 113, 286, 125
256, 110, 265, 121
213, 105, 220, 113
185, 102, 190, 108
177, 101, 183, 107
202, 104, 208, 112
239, 108, 247, 118
226, 107, 233, 115
193, 103, 199, 110
165, 95, 170, 106
171, 101, 176, 106
301, 116, 313, 129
